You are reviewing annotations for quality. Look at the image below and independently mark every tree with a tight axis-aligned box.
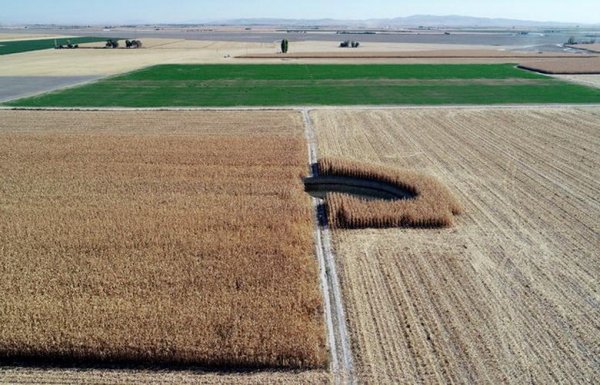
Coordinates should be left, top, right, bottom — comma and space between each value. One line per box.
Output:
281, 39, 289, 54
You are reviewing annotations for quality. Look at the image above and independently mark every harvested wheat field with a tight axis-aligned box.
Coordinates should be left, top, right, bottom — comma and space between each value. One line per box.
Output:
0, 40, 274, 76
0, 110, 327, 371
312, 107, 600, 384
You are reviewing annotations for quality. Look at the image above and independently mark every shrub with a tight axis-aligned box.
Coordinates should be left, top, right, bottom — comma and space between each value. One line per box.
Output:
281, 39, 289, 54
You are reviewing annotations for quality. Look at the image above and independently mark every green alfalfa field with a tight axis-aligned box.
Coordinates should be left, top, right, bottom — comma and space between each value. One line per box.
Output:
6, 64, 600, 107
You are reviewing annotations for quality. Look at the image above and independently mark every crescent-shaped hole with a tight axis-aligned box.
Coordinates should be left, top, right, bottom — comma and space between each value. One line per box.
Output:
305, 157, 463, 229
304, 175, 417, 201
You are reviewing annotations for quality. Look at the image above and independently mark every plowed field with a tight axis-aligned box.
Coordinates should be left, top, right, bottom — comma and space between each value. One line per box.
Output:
313, 107, 600, 384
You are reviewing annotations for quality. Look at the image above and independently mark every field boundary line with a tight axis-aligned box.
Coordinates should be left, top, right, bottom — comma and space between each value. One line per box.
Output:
3, 103, 600, 112
303, 108, 355, 385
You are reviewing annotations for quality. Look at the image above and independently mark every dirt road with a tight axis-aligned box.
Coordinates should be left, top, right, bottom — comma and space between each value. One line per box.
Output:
303, 109, 355, 385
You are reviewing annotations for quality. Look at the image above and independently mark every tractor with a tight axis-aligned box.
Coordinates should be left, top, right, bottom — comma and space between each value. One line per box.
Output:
105, 39, 119, 49
125, 39, 143, 48
340, 40, 360, 48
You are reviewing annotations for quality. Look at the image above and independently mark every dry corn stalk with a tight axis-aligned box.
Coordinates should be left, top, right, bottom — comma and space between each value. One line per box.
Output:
319, 157, 462, 228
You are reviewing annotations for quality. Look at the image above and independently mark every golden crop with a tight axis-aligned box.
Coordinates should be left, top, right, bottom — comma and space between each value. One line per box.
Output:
318, 157, 462, 228
0, 111, 327, 369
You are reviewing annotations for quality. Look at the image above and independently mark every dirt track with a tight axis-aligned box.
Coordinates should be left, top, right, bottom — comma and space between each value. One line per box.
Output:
303, 110, 354, 385
313, 107, 600, 384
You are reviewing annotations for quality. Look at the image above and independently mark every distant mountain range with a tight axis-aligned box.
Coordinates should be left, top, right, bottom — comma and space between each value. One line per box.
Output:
204, 15, 598, 28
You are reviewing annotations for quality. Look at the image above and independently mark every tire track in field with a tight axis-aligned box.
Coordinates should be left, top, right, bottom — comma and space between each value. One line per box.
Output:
302, 109, 355, 385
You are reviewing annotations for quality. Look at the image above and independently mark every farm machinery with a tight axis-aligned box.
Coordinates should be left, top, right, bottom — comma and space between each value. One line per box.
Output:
125, 39, 143, 48
105, 39, 119, 48
340, 40, 360, 48
53, 38, 143, 50
54, 40, 78, 49
105, 39, 143, 49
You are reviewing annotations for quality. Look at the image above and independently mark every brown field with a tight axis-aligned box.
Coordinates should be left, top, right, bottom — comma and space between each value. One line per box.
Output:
0, 110, 326, 370
519, 56, 600, 74
317, 157, 462, 228
237, 49, 583, 59
567, 43, 600, 53
312, 107, 600, 384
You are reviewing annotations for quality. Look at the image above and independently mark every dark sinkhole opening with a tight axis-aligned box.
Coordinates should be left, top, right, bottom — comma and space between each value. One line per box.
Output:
304, 175, 417, 201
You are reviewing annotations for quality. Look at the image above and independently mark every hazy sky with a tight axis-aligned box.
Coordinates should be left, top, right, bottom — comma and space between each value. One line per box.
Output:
1, 0, 599, 25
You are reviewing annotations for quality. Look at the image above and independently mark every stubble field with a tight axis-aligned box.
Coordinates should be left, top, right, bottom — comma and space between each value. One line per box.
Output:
0, 110, 327, 371
313, 107, 600, 384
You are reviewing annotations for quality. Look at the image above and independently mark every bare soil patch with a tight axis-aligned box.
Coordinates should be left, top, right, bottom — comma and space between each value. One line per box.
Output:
519, 56, 600, 74
313, 107, 600, 384
0, 110, 326, 369
566, 43, 600, 53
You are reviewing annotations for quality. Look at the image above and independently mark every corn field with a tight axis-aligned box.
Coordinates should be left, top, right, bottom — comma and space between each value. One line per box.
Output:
318, 157, 462, 228
0, 110, 327, 369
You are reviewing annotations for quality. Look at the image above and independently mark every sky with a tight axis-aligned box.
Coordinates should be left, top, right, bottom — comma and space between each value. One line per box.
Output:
1, 0, 599, 25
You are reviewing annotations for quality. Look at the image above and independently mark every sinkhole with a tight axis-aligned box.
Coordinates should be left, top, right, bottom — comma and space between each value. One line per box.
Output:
303, 175, 416, 201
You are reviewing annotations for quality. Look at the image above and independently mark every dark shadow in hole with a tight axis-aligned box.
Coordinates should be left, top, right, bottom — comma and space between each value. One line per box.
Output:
304, 175, 417, 202
305, 162, 417, 228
